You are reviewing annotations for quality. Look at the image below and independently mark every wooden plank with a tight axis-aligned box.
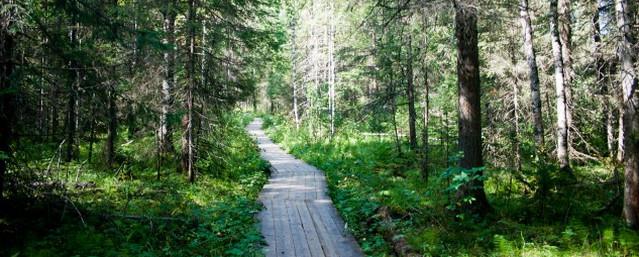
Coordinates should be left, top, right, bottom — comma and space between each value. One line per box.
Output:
313, 200, 363, 257
306, 200, 339, 257
286, 200, 312, 257
305, 166, 314, 201
260, 199, 277, 257
295, 201, 325, 257
272, 199, 294, 256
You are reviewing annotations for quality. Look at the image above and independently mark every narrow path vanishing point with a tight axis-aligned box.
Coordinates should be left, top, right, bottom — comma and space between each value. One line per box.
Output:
247, 119, 363, 257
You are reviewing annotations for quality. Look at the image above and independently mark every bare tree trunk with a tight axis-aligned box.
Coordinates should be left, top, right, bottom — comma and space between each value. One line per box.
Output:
126, 102, 136, 139
406, 34, 417, 150
607, 107, 616, 157
618, 102, 626, 162
421, 45, 430, 181
328, 1, 336, 136
51, 86, 58, 141
593, 0, 616, 157
201, 20, 207, 90
106, 83, 117, 168
159, 0, 176, 155
390, 70, 402, 155
454, 0, 490, 213
558, 0, 574, 88
65, 20, 79, 162
420, 13, 430, 182
182, 0, 197, 183
309, 7, 319, 138
290, 18, 300, 129
550, 0, 572, 173
442, 109, 449, 165
0, 3, 16, 199
558, 0, 574, 137
39, 39, 47, 140
615, 0, 639, 229
88, 93, 96, 163
518, 0, 544, 150
509, 38, 523, 172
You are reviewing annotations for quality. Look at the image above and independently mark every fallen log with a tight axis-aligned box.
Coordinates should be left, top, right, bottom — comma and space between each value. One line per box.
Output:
371, 206, 420, 257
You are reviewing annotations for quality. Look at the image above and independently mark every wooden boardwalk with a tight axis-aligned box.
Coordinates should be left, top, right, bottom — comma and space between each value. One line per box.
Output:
247, 119, 363, 257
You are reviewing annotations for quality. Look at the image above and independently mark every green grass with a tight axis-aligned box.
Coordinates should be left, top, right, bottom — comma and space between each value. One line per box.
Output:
1, 113, 268, 257
262, 114, 639, 257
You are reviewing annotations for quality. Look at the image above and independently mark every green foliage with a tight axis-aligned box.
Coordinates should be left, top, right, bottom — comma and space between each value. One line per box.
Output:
1, 113, 268, 257
263, 114, 639, 257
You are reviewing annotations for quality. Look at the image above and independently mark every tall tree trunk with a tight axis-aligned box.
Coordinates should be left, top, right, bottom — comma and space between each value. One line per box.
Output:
182, 0, 197, 183
607, 107, 616, 157
593, 0, 616, 157
289, 14, 300, 129
509, 38, 523, 173
558, 0, 574, 89
65, 20, 79, 162
51, 86, 58, 141
39, 39, 47, 140
0, 4, 16, 199
88, 92, 97, 162
454, 0, 490, 213
618, 106, 625, 162
201, 20, 207, 92
390, 69, 402, 155
159, 0, 176, 155
615, 0, 639, 229
328, 1, 336, 136
550, 0, 572, 173
442, 109, 449, 166
421, 43, 430, 181
406, 35, 417, 150
106, 83, 117, 168
420, 13, 430, 182
558, 0, 574, 136
518, 0, 545, 150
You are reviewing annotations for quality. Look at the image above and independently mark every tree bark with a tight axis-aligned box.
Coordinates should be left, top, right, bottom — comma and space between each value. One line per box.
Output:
106, 83, 117, 168
158, 0, 176, 155
509, 39, 523, 173
328, 1, 336, 136
618, 106, 625, 162
290, 17, 300, 129
615, 0, 639, 229
593, 0, 616, 157
182, 0, 197, 183
64, 20, 79, 162
0, 3, 16, 199
420, 39, 430, 182
550, 0, 572, 173
518, 0, 544, 150
558, 0, 574, 134
88, 93, 97, 162
454, 0, 490, 213
406, 34, 417, 150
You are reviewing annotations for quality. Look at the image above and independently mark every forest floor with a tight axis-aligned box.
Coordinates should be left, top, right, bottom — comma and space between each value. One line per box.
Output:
247, 118, 363, 257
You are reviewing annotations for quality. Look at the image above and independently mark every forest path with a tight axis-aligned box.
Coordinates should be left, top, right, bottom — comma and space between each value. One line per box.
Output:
247, 119, 363, 257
